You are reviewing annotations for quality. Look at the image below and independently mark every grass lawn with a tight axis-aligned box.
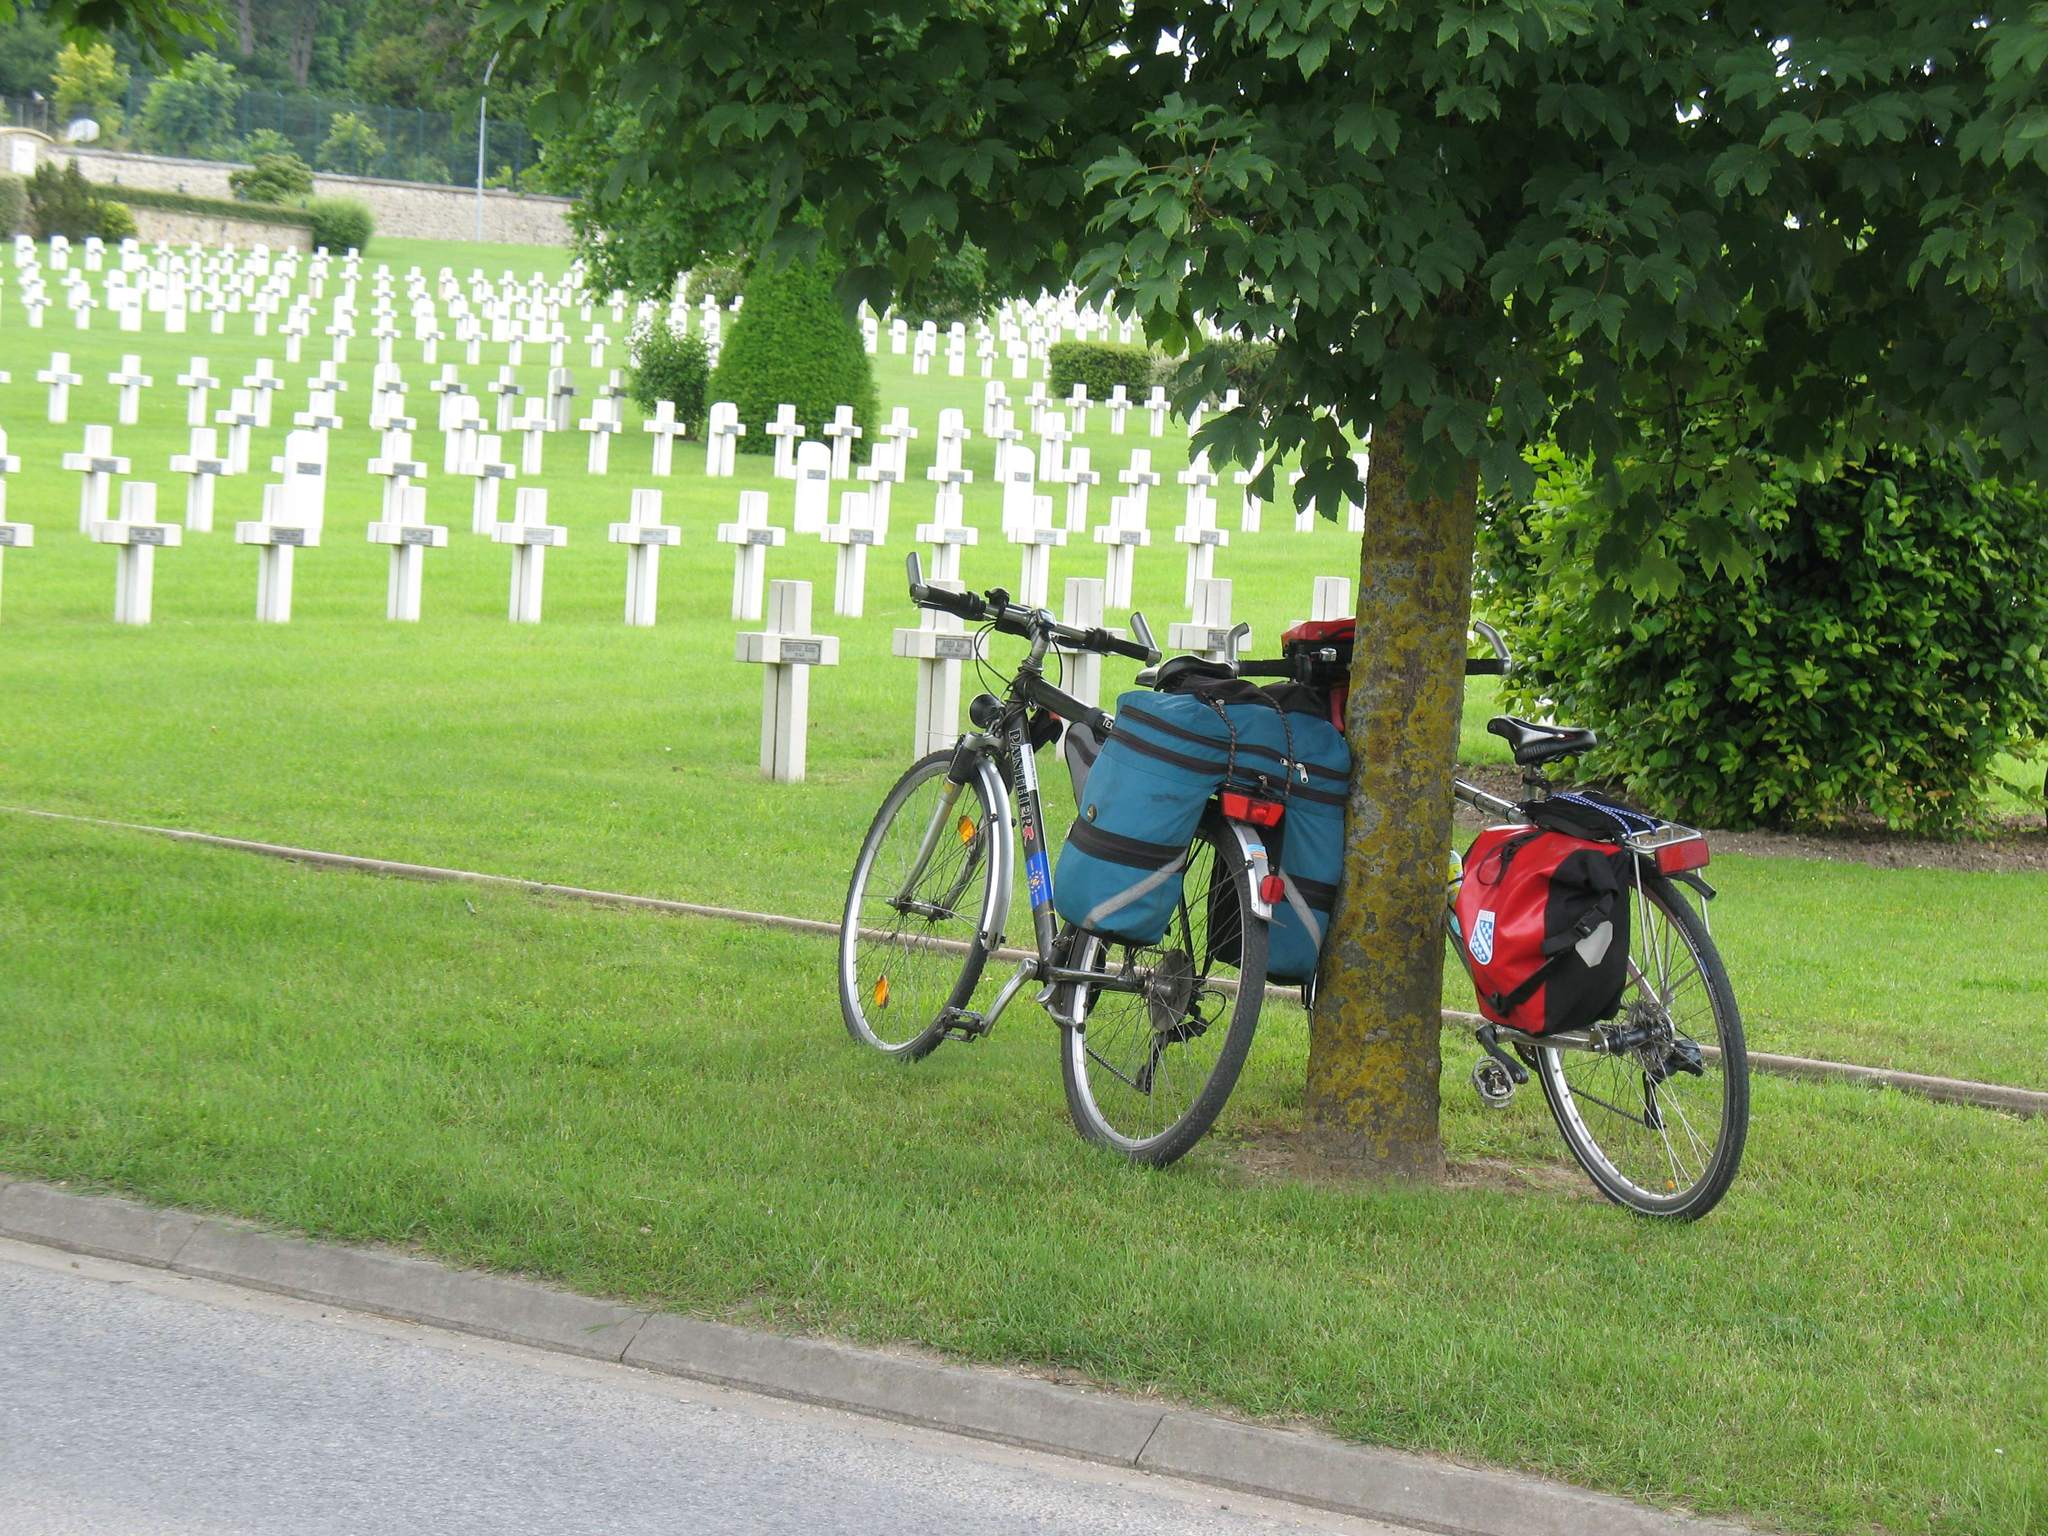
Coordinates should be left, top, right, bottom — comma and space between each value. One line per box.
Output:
3, 235, 2046, 1532
0, 813, 2041, 1536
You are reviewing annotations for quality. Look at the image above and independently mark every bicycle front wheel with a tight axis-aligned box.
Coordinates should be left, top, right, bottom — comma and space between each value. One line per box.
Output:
839, 751, 1001, 1061
1530, 869, 1748, 1219
1060, 818, 1267, 1166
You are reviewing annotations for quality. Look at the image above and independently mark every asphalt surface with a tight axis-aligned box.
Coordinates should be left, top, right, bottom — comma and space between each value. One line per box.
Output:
0, 1240, 1407, 1536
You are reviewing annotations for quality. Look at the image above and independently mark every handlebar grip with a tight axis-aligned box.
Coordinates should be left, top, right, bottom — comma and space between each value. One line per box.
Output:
1086, 627, 1154, 663
1464, 658, 1508, 676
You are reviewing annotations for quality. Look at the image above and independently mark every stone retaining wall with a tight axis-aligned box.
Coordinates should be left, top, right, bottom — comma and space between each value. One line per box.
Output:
62, 148, 573, 247
129, 206, 313, 253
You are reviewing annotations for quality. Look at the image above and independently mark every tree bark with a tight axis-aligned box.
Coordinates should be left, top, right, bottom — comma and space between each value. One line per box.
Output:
235, 0, 255, 58
1304, 402, 1479, 1179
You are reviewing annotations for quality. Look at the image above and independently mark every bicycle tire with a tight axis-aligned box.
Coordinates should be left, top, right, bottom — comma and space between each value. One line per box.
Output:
1529, 869, 1749, 1219
838, 751, 1001, 1061
1059, 817, 1268, 1166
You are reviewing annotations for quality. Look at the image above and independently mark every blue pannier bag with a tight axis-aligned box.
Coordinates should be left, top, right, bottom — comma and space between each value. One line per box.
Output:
1053, 690, 1230, 944
1053, 682, 1351, 975
1164, 679, 1348, 983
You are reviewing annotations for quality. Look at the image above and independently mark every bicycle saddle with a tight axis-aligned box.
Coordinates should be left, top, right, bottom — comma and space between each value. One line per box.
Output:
1152, 656, 1237, 691
1487, 715, 1598, 767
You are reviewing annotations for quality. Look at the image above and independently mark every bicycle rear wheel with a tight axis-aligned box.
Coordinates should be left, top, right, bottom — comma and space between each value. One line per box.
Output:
1059, 818, 1267, 1166
839, 751, 1001, 1061
1530, 869, 1748, 1219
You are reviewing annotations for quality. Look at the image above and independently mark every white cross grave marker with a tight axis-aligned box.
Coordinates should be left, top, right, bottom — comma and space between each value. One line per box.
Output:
93, 481, 181, 625
1063, 446, 1100, 534
64, 424, 131, 534
736, 579, 839, 782
37, 352, 83, 423
1145, 384, 1171, 436
244, 359, 284, 428
1296, 575, 1353, 628
494, 487, 566, 623
234, 477, 319, 624
108, 353, 153, 426
580, 399, 622, 475
1175, 453, 1226, 605
705, 401, 744, 476
717, 489, 785, 621
269, 430, 330, 535
0, 432, 28, 620
609, 487, 680, 627
368, 431, 428, 527
1168, 578, 1247, 662
176, 357, 218, 427
1059, 577, 1120, 711
644, 399, 687, 476
1094, 493, 1151, 609
823, 404, 862, 480
892, 561, 981, 757
169, 427, 230, 533
825, 490, 879, 618
466, 434, 515, 535
368, 481, 448, 622
765, 403, 805, 479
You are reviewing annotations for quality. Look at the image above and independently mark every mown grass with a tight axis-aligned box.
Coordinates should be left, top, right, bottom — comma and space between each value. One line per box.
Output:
0, 815, 2040, 1536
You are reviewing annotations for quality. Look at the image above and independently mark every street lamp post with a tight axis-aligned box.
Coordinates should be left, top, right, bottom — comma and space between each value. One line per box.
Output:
475, 50, 501, 245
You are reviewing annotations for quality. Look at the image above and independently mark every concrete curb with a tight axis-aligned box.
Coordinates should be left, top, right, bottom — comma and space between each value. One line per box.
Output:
6, 804, 2044, 1121
0, 1180, 1749, 1536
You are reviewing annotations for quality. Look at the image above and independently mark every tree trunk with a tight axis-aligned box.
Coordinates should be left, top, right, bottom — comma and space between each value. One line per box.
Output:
1304, 402, 1479, 1179
235, 0, 255, 58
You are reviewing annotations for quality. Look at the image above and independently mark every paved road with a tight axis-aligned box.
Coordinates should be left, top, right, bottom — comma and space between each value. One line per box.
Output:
0, 1240, 1408, 1536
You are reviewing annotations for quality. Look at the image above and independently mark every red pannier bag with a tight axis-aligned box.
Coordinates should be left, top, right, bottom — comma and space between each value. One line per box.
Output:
1455, 825, 1632, 1035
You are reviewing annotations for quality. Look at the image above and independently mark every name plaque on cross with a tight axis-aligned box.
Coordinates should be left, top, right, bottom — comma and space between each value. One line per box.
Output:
781, 640, 824, 666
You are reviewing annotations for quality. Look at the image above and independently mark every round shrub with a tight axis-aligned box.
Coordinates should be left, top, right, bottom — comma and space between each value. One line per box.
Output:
306, 197, 374, 254
629, 318, 710, 427
709, 249, 877, 454
230, 152, 314, 204
1048, 340, 1156, 400
1479, 447, 2048, 833
96, 200, 136, 241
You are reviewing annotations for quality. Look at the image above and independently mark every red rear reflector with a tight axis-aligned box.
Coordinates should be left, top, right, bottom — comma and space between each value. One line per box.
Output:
1655, 838, 1710, 874
1220, 791, 1285, 827
1260, 875, 1287, 903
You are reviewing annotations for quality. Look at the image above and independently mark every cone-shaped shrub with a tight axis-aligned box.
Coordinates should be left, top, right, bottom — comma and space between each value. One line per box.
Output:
710, 250, 876, 454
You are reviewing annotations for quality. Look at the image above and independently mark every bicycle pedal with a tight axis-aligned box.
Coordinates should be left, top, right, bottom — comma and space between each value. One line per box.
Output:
1471, 1057, 1517, 1108
939, 1009, 991, 1042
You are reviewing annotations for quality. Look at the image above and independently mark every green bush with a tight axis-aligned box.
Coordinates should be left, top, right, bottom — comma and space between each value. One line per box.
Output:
629, 318, 710, 427
1048, 340, 1156, 400
709, 249, 877, 455
96, 199, 136, 241
306, 197, 374, 253
26, 161, 115, 241
684, 257, 746, 306
229, 152, 314, 204
1478, 446, 2048, 833
0, 174, 27, 237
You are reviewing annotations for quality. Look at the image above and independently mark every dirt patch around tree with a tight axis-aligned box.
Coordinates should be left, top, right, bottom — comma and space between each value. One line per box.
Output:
1453, 763, 2048, 874
1212, 1124, 1597, 1200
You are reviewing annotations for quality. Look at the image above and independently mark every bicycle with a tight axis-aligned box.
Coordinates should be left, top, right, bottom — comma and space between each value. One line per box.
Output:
839, 556, 1748, 1216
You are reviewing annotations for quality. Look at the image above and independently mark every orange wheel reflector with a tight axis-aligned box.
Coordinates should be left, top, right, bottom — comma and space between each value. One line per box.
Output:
957, 815, 977, 846
873, 975, 890, 1009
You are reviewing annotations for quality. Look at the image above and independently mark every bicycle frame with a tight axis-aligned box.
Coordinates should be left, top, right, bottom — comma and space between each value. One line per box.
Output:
885, 621, 1274, 1040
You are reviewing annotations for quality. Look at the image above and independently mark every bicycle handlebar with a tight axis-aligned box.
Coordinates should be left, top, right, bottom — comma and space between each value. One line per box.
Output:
903, 553, 1162, 665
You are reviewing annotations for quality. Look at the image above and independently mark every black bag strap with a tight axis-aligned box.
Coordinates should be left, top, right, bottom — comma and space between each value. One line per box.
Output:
1484, 886, 1621, 1015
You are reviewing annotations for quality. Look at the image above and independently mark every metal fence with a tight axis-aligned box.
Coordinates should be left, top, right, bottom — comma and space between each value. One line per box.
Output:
3, 78, 538, 192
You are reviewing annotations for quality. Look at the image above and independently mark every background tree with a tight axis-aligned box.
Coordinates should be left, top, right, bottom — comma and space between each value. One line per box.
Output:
50, 38, 124, 132
488, 0, 2048, 1177
135, 52, 242, 157
317, 107, 382, 174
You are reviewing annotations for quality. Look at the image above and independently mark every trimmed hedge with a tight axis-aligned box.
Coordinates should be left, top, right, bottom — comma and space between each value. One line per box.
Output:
1048, 340, 1155, 400
1479, 446, 2048, 833
111, 184, 314, 230
709, 249, 877, 455
229, 152, 315, 204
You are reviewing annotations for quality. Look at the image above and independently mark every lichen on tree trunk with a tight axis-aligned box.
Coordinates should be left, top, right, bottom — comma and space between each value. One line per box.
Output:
1304, 402, 1479, 1180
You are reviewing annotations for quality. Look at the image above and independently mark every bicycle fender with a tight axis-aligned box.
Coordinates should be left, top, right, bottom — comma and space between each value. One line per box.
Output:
1217, 819, 1276, 924
970, 749, 1016, 952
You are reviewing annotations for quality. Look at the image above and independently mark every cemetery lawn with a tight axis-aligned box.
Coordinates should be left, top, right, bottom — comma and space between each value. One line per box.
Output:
1, 813, 2042, 1536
